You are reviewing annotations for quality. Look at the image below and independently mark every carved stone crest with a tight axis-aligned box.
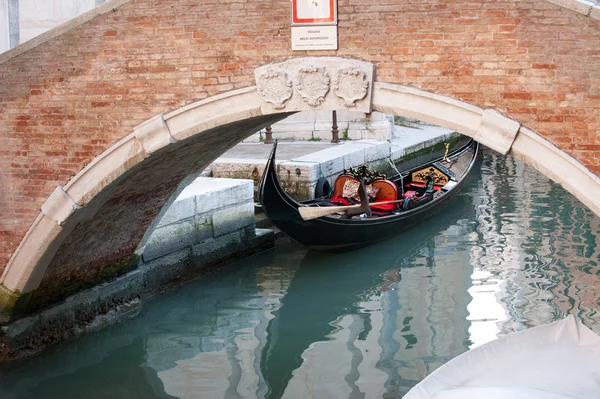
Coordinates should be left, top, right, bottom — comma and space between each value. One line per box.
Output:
256, 70, 293, 109
334, 68, 369, 107
254, 58, 374, 113
295, 66, 330, 107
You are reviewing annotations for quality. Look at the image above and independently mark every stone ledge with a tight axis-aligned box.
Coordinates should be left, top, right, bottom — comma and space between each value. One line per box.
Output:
280, 140, 393, 198
546, 0, 600, 19
253, 228, 275, 248
212, 202, 255, 238
390, 129, 461, 161
156, 177, 254, 229
143, 219, 197, 262
210, 140, 396, 200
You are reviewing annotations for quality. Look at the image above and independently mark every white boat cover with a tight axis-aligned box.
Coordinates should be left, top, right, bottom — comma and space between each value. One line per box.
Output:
404, 315, 600, 399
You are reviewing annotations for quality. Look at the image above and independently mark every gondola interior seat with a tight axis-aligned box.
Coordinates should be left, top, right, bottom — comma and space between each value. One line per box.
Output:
330, 174, 385, 206
330, 175, 360, 205
332, 175, 359, 198
370, 180, 399, 212
330, 174, 401, 213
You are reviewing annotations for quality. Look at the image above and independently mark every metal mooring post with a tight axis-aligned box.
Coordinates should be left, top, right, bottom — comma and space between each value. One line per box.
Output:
264, 125, 273, 144
331, 110, 339, 143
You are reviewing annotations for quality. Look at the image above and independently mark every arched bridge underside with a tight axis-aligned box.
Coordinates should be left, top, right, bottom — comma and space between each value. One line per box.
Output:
0, 0, 598, 321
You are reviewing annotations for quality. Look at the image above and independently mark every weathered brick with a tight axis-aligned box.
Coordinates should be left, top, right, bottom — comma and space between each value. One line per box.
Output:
0, 0, 597, 290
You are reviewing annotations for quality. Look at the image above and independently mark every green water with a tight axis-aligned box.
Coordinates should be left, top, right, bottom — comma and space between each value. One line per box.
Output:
1, 151, 599, 398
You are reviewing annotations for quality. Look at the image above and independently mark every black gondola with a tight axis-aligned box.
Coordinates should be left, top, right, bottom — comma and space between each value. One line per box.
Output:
258, 138, 479, 252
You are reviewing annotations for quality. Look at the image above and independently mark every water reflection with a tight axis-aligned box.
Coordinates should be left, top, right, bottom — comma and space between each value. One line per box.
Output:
469, 154, 600, 348
0, 151, 599, 398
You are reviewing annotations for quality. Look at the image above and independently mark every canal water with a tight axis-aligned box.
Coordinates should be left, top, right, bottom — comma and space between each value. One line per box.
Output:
1, 150, 599, 398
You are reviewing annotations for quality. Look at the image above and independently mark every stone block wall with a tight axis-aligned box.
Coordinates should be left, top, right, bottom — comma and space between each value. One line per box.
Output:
209, 141, 394, 201
244, 111, 393, 143
139, 177, 256, 262
0, 1, 8, 53
210, 123, 457, 201
20, 0, 98, 43
0, 0, 106, 54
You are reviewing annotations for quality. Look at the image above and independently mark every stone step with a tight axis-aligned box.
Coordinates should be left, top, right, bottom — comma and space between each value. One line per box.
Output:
255, 211, 272, 229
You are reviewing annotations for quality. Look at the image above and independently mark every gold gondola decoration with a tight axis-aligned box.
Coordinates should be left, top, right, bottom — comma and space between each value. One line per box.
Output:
442, 143, 450, 162
412, 166, 449, 186
342, 164, 386, 184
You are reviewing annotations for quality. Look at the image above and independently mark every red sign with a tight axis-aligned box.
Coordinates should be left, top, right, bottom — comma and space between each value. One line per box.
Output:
292, 0, 337, 26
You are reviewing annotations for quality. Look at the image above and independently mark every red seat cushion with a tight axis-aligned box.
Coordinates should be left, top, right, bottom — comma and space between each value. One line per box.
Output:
330, 196, 350, 205
410, 182, 443, 191
403, 190, 418, 199
371, 203, 397, 212
371, 180, 399, 212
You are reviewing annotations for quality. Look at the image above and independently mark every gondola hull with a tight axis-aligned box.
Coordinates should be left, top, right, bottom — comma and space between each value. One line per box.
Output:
259, 140, 479, 252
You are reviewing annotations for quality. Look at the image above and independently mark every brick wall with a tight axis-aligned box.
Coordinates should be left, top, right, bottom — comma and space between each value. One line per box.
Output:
0, 0, 598, 276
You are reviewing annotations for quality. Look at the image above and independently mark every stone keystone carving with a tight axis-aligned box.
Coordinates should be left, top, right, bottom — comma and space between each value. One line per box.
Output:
295, 66, 331, 107
334, 68, 369, 108
254, 57, 374, 113
256, 70, 293, 109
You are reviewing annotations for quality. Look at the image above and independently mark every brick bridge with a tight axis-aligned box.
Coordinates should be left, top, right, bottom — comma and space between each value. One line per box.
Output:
0, 0, 598, 322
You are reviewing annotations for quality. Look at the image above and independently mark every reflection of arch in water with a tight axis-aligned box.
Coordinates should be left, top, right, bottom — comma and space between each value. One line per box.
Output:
150, 248, 304, 399
468, 153, 530, 345
468, 152, 600, 346
519, 166, 600, 332
259, 176, 480, 398
0, 247, 304, 399
0, 338, 177, 399
387, 225, 474, 394
541, 181, 600, 330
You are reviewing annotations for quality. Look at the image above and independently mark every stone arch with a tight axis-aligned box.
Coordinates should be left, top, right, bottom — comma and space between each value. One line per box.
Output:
371, 82, 600, 219
0, 87, 292, 316
1, 57, 599, 319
